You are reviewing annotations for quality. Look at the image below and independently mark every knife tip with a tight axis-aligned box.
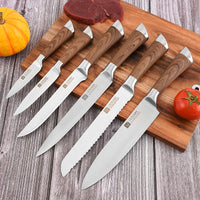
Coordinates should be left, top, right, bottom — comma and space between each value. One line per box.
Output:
14, 106, 24, 116
81, 178, 91, 190
36, 149, 45, 157
61, 162, 72, 177
6, 93, 11, 99
36, 151, 41, 157
6, 88, 16, 99
17, 134, 23, 138
17, 131, 27, 137
13, 110, 20, 116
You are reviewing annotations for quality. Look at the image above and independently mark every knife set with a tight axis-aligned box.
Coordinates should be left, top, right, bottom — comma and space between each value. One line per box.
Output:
7, 20, 193, 189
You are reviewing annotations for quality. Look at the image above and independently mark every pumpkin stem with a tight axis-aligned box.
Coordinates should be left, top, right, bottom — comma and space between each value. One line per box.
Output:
0, 12, 5, 24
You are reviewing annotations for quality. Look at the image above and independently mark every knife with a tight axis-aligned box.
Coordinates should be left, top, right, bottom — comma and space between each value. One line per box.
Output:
60, 34, 168, 176
35, 23, 148, 156
14, 26, 93, 115
17, 20, 124, 135
7, 20, 74, 98
81, 47, 193, 189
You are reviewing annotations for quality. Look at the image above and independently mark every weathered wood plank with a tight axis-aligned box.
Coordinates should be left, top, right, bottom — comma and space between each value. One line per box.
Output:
151, 0, 200, 199
0, 0, 199, 200
0, 0, 63, 200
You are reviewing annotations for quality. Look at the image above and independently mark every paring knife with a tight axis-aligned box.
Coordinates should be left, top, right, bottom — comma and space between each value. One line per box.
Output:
36, 23, 148, 156
14, 26, 93, 115
82, 47, 193, 189
7, 20, 74, 98
61, 34, 168, 176
17, 20, 124, 136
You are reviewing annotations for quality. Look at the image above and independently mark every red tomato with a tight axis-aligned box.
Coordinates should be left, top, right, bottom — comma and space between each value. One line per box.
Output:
174, 88, 200, 120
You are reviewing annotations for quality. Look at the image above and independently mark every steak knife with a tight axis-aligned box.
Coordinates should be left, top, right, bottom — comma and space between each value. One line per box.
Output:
14, 26, 93, 115
7, 20, 74, 98
17, 20, 124, 135
82, 47, 193, 189
36, 23, 148, 156
61, 34, 168, 176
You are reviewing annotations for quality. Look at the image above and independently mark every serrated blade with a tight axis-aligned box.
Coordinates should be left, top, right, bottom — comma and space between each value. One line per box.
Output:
82, 89, 159, 189
36, 62, 117, 156
7, 55, 45, 98
17, 60, 90, 137
14, 61, 63, 115
61, 76, 136, 176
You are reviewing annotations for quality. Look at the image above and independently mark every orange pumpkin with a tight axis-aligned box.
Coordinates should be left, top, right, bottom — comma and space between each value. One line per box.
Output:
0, 7, 30, 57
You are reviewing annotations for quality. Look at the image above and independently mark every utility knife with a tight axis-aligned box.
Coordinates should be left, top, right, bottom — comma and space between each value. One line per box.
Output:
14, 26, 93, 115
7, 20, 74, 98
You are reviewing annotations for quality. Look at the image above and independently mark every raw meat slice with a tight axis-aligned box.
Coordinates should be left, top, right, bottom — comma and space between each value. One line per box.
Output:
64, 0, 123, 25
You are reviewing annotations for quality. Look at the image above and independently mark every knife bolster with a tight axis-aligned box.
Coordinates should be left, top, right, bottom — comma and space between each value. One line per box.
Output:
145, 88, 160, 106
101, 62, 117, 81
32, 54, 45, 70
77, 59, 91, 77
112, 20, 124, 36
122, 76, 137, 95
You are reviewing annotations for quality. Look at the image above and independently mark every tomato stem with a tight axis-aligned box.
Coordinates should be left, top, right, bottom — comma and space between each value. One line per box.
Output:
0, 12, 5, 25
182, 90, 200, 107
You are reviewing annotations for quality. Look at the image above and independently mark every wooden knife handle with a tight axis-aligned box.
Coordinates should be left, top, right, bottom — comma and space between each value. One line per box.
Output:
59, 27, 92, 65
42, 21, 74, 58
153, 47, 193, 93
131, 34, 168, 79
111, 24, 148, 67
85, 21, 124, 64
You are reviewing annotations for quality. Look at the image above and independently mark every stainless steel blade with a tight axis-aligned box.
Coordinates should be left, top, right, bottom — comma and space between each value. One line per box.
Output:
61, 76, 136, 176
82, 88, 160, 189
60, 33, 169, 176
7, 54, 45, 98
36, 62, 117, 156
14, 61, 63, 115
17, 60, 91, 136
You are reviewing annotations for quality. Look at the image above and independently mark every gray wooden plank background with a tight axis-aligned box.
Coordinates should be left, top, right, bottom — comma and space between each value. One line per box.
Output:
0, 0, 200, 199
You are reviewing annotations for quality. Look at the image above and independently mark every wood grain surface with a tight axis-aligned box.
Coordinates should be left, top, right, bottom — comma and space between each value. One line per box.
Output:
0, 0, 200, 200
20, 1, 200, 151
130, 39, 168, 79
42, 25, 74, 58
153, 53, 193, 93
59, 29, 92, 64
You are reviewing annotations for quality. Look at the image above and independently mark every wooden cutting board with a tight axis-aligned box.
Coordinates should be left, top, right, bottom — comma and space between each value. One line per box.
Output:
21, 1, 200, 152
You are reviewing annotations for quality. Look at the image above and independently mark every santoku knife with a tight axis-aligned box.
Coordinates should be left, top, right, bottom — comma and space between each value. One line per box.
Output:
61, 34, 168, 176
82, 47, 193, 189
7, 20, 74, 98
14, 26, 93, 115
17, 20, 124, 136
36, 23, 148, 156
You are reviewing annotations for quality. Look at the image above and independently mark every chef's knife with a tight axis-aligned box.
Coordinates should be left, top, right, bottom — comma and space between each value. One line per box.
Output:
17, 20, 124, 135
60, 34, 168, 176
7, 20, 74, 98
14, 26, 93, 115
36, 23, 148, 156
82, 47, 193, 189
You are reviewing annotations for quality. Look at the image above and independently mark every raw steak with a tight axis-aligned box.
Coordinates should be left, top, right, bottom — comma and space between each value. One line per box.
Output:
64, 0, 124, 25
